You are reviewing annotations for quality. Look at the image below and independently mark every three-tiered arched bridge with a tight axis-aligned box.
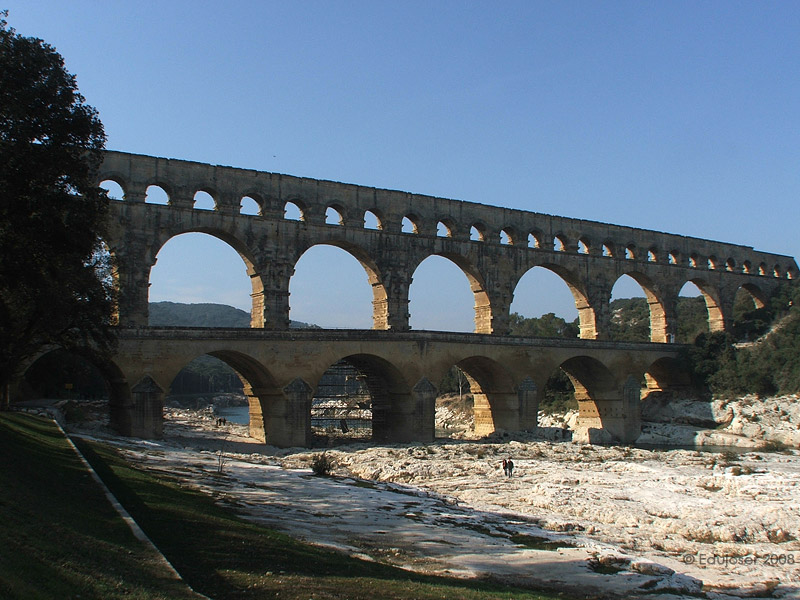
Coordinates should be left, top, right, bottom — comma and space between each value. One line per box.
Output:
25, 151, 799, 447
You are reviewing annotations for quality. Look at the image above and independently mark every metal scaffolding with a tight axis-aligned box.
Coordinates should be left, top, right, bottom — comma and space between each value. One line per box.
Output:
311, 360, 372, 439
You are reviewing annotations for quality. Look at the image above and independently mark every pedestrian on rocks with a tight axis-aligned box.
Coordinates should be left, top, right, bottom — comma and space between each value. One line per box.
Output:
506, 457, 514, 478
502, 458, 508, 476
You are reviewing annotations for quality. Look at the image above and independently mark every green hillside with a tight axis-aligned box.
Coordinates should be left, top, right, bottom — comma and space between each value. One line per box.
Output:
149, 301, 251, 327
149, 301, 317, 329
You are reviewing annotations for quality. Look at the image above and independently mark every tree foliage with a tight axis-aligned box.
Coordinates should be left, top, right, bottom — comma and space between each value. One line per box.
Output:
0, 13, 114, 404
509, 312, 579, 338
684, 283, 800, 397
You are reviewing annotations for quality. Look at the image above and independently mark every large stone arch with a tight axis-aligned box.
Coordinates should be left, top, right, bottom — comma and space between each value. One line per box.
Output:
681, 277, 725, 333
558, 355, 640, 443
613, 271, 670, 342
643, 356, 693, 397
511, 263, 597, 339
204, 350, 282, 443
148, 228, 265, 327
451, 356, 519, 436
13, 346, 135, 436
410, 252, 493, 334
325, 353, 417, 443
288, 240, 387, 330
736, 282, 768, 311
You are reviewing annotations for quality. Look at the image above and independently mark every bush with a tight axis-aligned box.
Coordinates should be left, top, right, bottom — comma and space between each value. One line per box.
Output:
310, 452, 335, 476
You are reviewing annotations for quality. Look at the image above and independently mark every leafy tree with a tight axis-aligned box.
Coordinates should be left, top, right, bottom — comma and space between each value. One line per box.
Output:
509, 312, 579, 338
608, 297, 650, 342
676, 296, 710, 343
541, 369, 577, 414
0, 13, 114, 406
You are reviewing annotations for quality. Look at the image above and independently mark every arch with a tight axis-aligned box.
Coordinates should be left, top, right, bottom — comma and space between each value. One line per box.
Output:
402, 214, 419, 234
99, 179, 125, 201
284, 200, 305, 221
647, 248, 658, 263
20, 347, 131, 435
773, 264, 783, 278
326, 353, 411, 443
553, 234, 567, 252
168, 349, 279, 442
364, 209, 382, 230
689, 254, 699, 268
145, 184, 170, 205
602, 242, 615, 258
437, 220, 454, 238
240, 195, 261, 216
168, 354, 244, 398
325, 205, 344, 226
500, 227, 516, 246
510, 265, 584, 335
435, 366, 474, 438
148, 231, 261, 326
642, 356, 692, 399
453, 356, 517, 436
528, 231, 543, 249
558, 355, 618, 401
624, 244, 636, 260
675, 281, 709, 343
409, 254, 478, 333
577, 238, 590, 255
708, 256, 718, 270
194, 190, 216, 211
742, 260, 753, 274
731, 283, 769, 341
610, 273, 667, 342
758, 262, 768, 276
668, 251, 679, 265
23, 348, 111, 401
470, 223, 486, 242
725, 257, 736, 272
289, 242, 381, 329
680, 278, 725, 333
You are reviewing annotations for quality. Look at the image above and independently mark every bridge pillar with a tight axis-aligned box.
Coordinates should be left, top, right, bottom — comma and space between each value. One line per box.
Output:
473, 391, 521, 435
263, 378, 312, 447
113, 248, 153, 327
256, 260, 292, 330
585, 283, 612, 340
375, 265, 411, 331
375, 378, 436, 443
484, 282, 514, 335
127, 376, 164, 439
518, 376, 539, 431
243, 386, 284, 443
573, 375, 641, 444
409, 378, 436, 442
661, 291, 679, 343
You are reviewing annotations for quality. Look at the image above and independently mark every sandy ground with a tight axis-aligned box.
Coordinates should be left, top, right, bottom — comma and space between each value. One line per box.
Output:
62, 407, 800, 600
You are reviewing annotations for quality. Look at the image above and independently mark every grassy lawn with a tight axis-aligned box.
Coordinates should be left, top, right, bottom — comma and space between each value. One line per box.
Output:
0, 412, 201, 600
2, 412, 577, 600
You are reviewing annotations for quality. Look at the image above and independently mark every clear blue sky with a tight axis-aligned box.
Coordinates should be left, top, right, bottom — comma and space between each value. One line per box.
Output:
8, 2, 800, 330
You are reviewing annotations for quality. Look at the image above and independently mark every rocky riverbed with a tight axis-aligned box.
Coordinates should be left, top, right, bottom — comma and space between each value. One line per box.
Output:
62, 398, 800, 600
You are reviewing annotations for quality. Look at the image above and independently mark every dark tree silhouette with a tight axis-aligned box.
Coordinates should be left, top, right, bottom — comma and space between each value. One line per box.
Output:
0, 12, 115, 406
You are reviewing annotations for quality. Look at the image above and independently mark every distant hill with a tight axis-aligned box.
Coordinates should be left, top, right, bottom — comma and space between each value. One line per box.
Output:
149, 302, 317, 329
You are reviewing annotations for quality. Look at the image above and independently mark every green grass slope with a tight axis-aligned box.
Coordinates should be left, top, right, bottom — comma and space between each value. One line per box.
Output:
1, 412, 573, 600
0, 412, 201, 600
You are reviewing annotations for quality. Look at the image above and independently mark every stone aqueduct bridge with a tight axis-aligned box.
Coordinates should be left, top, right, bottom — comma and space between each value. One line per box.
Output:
95, 151, 797, 447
